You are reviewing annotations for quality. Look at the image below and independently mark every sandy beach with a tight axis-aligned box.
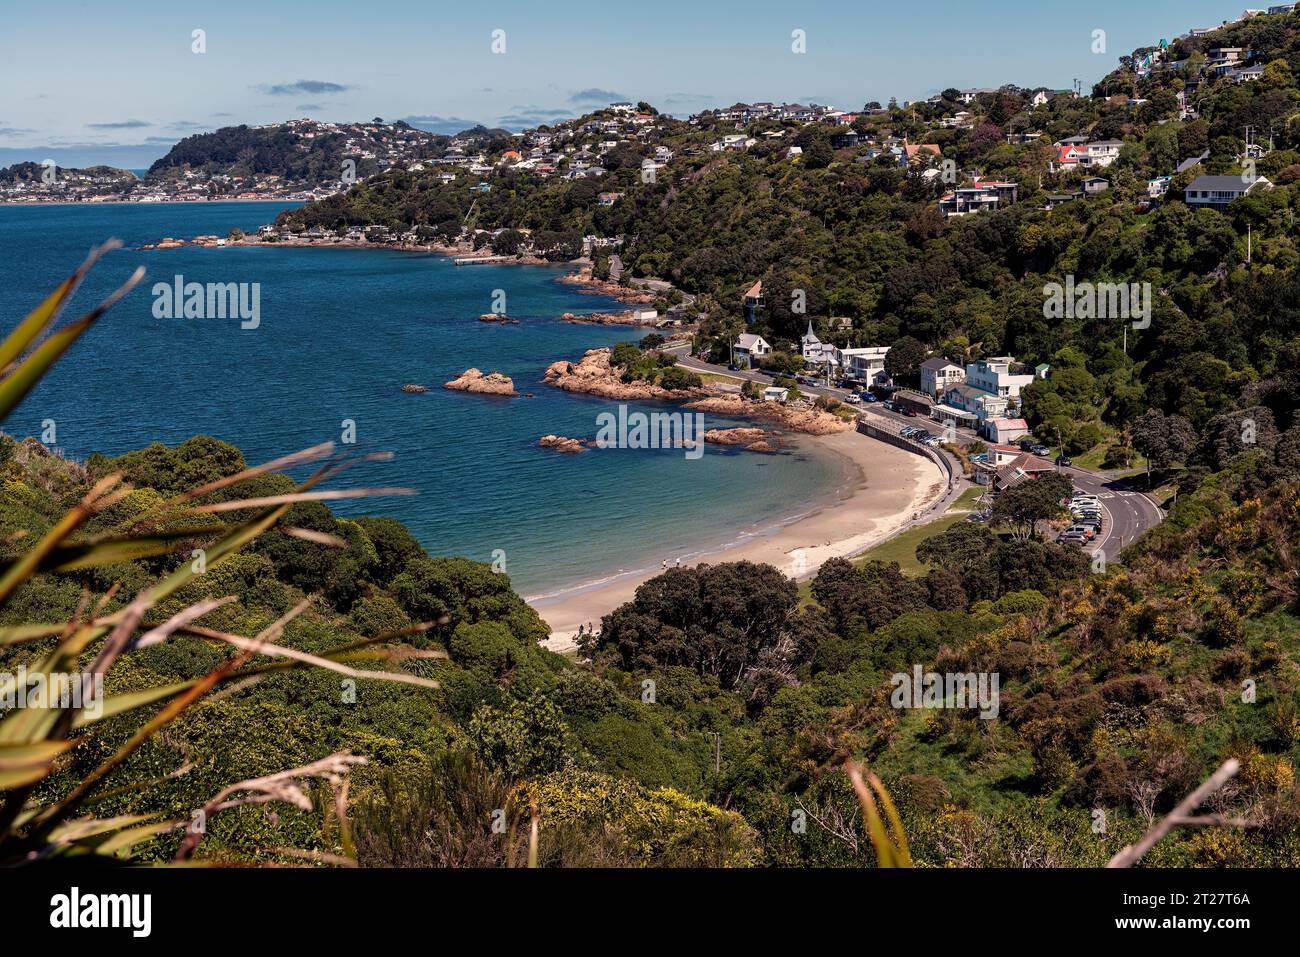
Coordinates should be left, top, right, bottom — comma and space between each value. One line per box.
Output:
530, 429, 947, 653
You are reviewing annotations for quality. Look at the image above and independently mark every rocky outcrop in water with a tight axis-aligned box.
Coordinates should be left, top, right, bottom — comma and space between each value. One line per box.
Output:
444, 368, 519, 397
703, 427, 784, 452
538, 435, 589, 454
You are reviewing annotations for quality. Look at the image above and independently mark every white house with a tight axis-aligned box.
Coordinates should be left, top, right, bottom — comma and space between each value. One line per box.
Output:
762, 386, 789, 403
734, 333, 772, 368
1085, 140, 1123, 168
838, 346, 891, 385
965, 357, 1036, 399
920, 357, 966, 399
801, 322, 837, 365
1185, 175, 1272, 208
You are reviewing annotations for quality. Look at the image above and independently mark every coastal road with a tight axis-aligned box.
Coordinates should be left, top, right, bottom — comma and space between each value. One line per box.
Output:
674, 352, 1167, 551
1059, 466, 1165, 559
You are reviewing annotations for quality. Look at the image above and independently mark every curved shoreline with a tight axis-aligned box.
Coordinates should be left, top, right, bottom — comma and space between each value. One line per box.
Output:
529, 428, 946, 653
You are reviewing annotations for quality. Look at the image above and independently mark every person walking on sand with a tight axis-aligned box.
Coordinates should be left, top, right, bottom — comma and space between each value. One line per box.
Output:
675, 557, 682, 568
662, 559, 668, 571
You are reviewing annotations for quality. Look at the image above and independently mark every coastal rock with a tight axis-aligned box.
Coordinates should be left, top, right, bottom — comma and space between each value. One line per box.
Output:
479, 313, 519, 324
686, 396, 852, 435
559, 310, 638, 325
444, 368, 519, 397
558, 267, 655, 303
401, 384, 429, 393
703, 427, 784, 452
542, 348, 706, 401
538, 434, 589, 454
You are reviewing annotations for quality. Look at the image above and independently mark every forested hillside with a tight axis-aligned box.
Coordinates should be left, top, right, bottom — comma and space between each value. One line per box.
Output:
147, 120, 449, 184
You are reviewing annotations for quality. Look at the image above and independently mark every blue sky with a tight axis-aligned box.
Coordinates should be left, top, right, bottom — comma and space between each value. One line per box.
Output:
0, 0, 1240, 166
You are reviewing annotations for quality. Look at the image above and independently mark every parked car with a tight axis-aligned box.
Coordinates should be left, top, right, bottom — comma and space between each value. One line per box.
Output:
1019, 438, 1036, 452
844, 393, 861, 404
1030, 444, 1051, 457
1056, 454, 1072, 467
859, 391, 879, 403
1066, 525, 1097, 540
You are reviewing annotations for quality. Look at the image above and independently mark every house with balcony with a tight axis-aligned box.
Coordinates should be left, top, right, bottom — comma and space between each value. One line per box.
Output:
920, 358, 966, 399
966, 356, 1036, 399
938, 181, 1018, 218
1085, 140, 1123, 168
838, 346, 891, 386
1184, 175, 1272, 208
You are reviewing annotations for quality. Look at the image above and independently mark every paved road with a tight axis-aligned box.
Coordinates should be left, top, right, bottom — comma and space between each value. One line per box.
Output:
674, 352, 1166, 553
1058, 466, 1165, 559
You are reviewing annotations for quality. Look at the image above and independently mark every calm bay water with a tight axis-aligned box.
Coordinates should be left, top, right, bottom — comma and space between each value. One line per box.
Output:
0, 202, 848, 595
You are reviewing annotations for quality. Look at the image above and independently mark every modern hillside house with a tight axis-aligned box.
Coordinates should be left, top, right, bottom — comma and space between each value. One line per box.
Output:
1184, 175, 1272, 208
939, 181, 1019, 218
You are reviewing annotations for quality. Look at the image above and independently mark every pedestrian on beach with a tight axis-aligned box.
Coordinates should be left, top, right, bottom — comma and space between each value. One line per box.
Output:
577, 623, 584, 636
675, 557, 681, 568
662, 559, 667, 571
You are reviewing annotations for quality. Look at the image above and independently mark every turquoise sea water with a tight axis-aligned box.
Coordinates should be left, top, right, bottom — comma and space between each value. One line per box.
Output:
0, 202, 850, 596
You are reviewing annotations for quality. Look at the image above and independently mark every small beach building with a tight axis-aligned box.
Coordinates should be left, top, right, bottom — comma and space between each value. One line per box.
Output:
985, 417, 1032, 445
762, 386, 789, 403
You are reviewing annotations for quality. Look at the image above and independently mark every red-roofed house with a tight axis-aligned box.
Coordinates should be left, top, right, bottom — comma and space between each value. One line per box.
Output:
1055, 145, 1087, 169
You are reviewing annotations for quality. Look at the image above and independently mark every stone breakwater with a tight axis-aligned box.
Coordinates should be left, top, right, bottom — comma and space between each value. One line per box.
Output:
444, 368, 519, 397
